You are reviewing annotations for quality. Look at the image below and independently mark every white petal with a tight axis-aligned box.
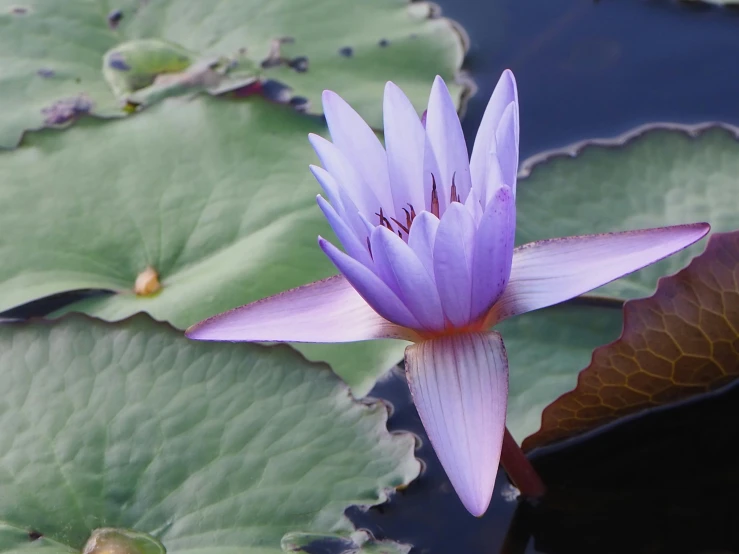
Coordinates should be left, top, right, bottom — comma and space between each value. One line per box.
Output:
425, 76, 472, 209
321, 91, 394, 215
186, 275, 415, 343
490, 223, 711, 323
470, 70, 518, 200
405, 331, 509, 516
384, 82, 426, 216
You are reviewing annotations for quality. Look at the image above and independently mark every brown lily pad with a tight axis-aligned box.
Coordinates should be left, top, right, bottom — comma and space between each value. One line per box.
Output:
523, 230, 739, 451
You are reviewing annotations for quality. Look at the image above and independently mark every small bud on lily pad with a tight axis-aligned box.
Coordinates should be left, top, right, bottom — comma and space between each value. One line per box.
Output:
82, 529, 166, 554
134, 266, 161, 296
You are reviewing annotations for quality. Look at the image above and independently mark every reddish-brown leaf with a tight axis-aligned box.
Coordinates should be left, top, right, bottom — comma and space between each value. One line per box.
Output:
523, 230, 739, 451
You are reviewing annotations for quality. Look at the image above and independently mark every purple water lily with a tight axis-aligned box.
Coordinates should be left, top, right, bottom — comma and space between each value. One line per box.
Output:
186, 71, 709, 516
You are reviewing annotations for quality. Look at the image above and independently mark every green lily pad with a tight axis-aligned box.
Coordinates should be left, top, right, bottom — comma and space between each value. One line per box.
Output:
0, 95, 406, 396
500, 303, 624, 443
0, 0, 465, 148
0, 314, 419, 554
516, 123, 738, 300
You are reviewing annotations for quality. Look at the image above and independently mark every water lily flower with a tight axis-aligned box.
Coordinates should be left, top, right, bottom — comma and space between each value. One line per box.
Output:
186, 71, 710, 516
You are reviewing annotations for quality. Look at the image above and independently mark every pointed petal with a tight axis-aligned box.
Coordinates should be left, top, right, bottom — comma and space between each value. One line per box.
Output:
471, 185, 515, 321
485, 151, 505, 206
434, 202, 475, 327
309, 133, 380, 219
320, 237, 422, 330
407, 211, 440, 280
470, 70, 518, 199
464, 187, 484, 225
311, 165, 368, 245
405, 331, 509, 516
425, 76, 471, 209
490, 223, 711, 322
186, 275, 415, 343
370, 226, 445, 331
494, 102, 519, 197
384, 82, 426, 215
317, 195, 373, 267
322, 91, 394, 214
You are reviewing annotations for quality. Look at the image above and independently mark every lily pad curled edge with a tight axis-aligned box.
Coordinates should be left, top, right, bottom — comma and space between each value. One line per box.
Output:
516, 121, 739, 300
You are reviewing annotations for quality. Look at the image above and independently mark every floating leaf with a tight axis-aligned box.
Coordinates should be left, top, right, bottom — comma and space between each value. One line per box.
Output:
0, 95, 405, 395
501, 304, 624, 443
523, 230, 739, 451
517, 124, 738, 300
0, 0, 465, 147
0, 315, 419, 554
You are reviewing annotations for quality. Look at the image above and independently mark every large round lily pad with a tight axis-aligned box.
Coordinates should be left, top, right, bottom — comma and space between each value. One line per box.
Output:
0, 95, 405, 396
0, 0, 465, 148
516, 123, 738, 300
0, 314, 419, 554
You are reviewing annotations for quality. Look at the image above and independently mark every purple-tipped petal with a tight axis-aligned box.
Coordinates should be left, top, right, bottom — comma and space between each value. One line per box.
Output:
425, 76, 472, 209
370, 226, 445, 331
322, 91, 394, 214
320, 236, 422, 330
309, 133, 380, 220
311, 165, 368, 245
407, 211, 440, 280
384, 82, 426, 215
405, 331, 509, 516
317, 195, 373, 268
434, 202, 475, 327
471, 185, 515, 321
494, 102, 519, 197
470, 70, 518, 200
186, 275, 415, 343
490, 223, 711, 322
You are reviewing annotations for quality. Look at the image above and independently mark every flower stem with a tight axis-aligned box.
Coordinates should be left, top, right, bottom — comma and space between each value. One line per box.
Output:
500, 427, 547, 499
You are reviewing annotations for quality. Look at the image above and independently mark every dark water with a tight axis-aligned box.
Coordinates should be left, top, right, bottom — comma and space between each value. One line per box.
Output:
453, 0, 739, 159
347, 1, 739, 553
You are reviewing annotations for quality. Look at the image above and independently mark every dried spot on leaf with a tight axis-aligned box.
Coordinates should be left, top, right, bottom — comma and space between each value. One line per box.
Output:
42, 94, 93, 126
108, 9, 123, 29
288, 55, 309, 73
379, 39, 390, 47
523, 231, 739, 451
8, 5, 29, 15
107, 52, 131, 71
36, 68, 55, 78
134, 267, 161, 296
82, 528, 165, 554
289, 95, 310, 112
339, 46, 354, 57
259, 79, 292, 103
